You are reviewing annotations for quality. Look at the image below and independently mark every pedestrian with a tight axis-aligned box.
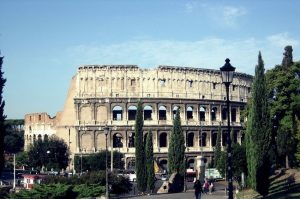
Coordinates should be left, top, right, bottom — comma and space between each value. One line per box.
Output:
203, 179, 209, 194
194, 180, 203, 199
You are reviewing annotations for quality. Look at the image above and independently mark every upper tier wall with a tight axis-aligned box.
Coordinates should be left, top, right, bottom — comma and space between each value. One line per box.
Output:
76, 65, 253, 102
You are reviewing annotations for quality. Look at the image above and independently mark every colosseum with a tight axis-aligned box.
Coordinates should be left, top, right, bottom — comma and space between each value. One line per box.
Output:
24, 63, 252, 172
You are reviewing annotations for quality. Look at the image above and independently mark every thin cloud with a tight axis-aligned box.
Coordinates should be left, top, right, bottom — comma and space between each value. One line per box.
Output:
66, 36, 298, 75
267, 32, 300, 47
185, 1, 197, 13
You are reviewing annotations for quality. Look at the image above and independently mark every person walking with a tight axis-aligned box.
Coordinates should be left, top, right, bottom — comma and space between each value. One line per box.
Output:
194, 180, 203, 199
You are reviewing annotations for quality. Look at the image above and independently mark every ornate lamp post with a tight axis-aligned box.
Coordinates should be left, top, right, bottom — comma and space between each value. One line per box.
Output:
220, 58, 235, 199
104, 125, 110, 199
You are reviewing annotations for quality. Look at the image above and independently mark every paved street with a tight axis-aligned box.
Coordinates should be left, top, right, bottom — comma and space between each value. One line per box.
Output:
128, 189, 228, 199
117, 180, 230, 199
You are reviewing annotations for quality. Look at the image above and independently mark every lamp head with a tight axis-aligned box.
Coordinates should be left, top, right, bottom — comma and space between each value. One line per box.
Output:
220, 58, 236, 84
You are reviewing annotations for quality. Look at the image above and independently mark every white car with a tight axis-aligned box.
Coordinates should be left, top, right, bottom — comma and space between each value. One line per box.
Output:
124, 170, 136, 182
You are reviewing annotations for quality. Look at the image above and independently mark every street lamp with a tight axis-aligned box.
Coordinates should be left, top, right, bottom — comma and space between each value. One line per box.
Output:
103, 125, 110, 199
220, 58, 235, 199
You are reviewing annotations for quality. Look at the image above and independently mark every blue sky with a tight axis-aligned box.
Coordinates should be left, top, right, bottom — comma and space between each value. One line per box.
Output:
1, 0, 300, 119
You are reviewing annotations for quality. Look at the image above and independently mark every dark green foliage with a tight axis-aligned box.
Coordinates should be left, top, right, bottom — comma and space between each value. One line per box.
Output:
0, 56, 6, 176
27, 136, 70, 170
43, 171, 132, 195
134, 101, 146, 192
145, 131, 155, 192
214, 123, 222, 168
246, 52, 272, 196
282, 45, 293, 69
168, 108, 185, 176
266, 49, 300, 167
73, 184, 105, 198
232, 143, 247, 179
4, 120, 24, 154
74, 150, 123, 172
9, 183, 77, 199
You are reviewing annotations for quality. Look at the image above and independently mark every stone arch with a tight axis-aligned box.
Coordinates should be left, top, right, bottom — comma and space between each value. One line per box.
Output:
128, 132, 135, 148
81, 132, 92, 151
222, 107, 227, 120
113, 106, 123, 121
159, 159, 168, 171
80, 106, 92, 123
38, 134, 42, 141
33, 134, 36, 142
231, 108, 237, 122
173, 106, 179, 119
187, 106, 193, 120
29, 135, 32, 142
187, 132, 194, 147
199, 106, 206, 121
159, 105, 167, 120
44, 134, 48, 141
200, 132, 207, 147
128, 105, 137, 120
212, 131, 218, 147
222, 131, 227, 146
127, 158, 135, 170
187, 158, 195, 169
144, 105, 153, 120
96, 133, 106, 151
113, 133, 123, 148
159, 132, 167, 147
211, 107, 217, 121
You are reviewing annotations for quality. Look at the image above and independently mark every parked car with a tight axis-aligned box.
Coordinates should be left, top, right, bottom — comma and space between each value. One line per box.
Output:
123, 170, 136, 182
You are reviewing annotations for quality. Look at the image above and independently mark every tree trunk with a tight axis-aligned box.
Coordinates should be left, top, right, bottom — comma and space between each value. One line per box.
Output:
285, 155, 289, 168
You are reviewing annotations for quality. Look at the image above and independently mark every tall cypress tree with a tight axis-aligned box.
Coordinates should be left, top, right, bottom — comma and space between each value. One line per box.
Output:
214, 123, 222, 167
145, 131, 155, 192
246, 52, 272, 196
0, 56, 6, 176
168, 108, 185, 176
134, 101, 146, 192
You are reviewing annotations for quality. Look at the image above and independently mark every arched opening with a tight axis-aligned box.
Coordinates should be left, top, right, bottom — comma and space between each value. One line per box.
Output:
233, 130, 239, 143
113, 133, 123, 148
159, 159, 168, 171
33, 134, 36, 142
222, 131, 227, 146
128, 132, 135, 148
231, 108, 237, 122
187, 159, 195, 169
187, 132, 194, 147
222, 107, 227, 120
159, 106, 167, 120
127, 158, 135, 170
144, 105, 153, 120
199, 132, 207, 147
159, 132, 167, 147
212, 132, 218, 147
173, 106, 179, 119
44, 134, 48, 141
211, 107, 217, 121
113, 106, 123, 120
187, 106, 193, 120
38, 134, 42, 141
128, 106, 137, 120
29, 135, 32, 141
199, 106, 206, 121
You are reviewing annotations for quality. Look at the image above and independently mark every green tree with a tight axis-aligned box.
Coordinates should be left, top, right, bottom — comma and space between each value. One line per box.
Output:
134, 101, 146, 192
4, 120, 24, 153
145, 131, 155, 192
214, 123, 222, 168
266, 47, 300, 167
27, 136, 70, 170
0, 56, 6, 176
168, 108, 185, 176
74, 150, 123, 172
246, 52, 272, 196
232, 143, 247, 179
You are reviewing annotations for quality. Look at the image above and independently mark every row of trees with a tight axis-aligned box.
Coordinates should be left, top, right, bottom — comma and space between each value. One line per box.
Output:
214, 46, 299, 197
134, 101, 186, 193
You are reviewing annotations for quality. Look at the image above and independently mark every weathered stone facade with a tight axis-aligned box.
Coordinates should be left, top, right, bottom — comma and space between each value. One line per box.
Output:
24, 65, 252, 171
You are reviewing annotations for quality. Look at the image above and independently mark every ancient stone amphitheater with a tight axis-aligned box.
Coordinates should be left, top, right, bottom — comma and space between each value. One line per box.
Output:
24, 64, 252, 171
